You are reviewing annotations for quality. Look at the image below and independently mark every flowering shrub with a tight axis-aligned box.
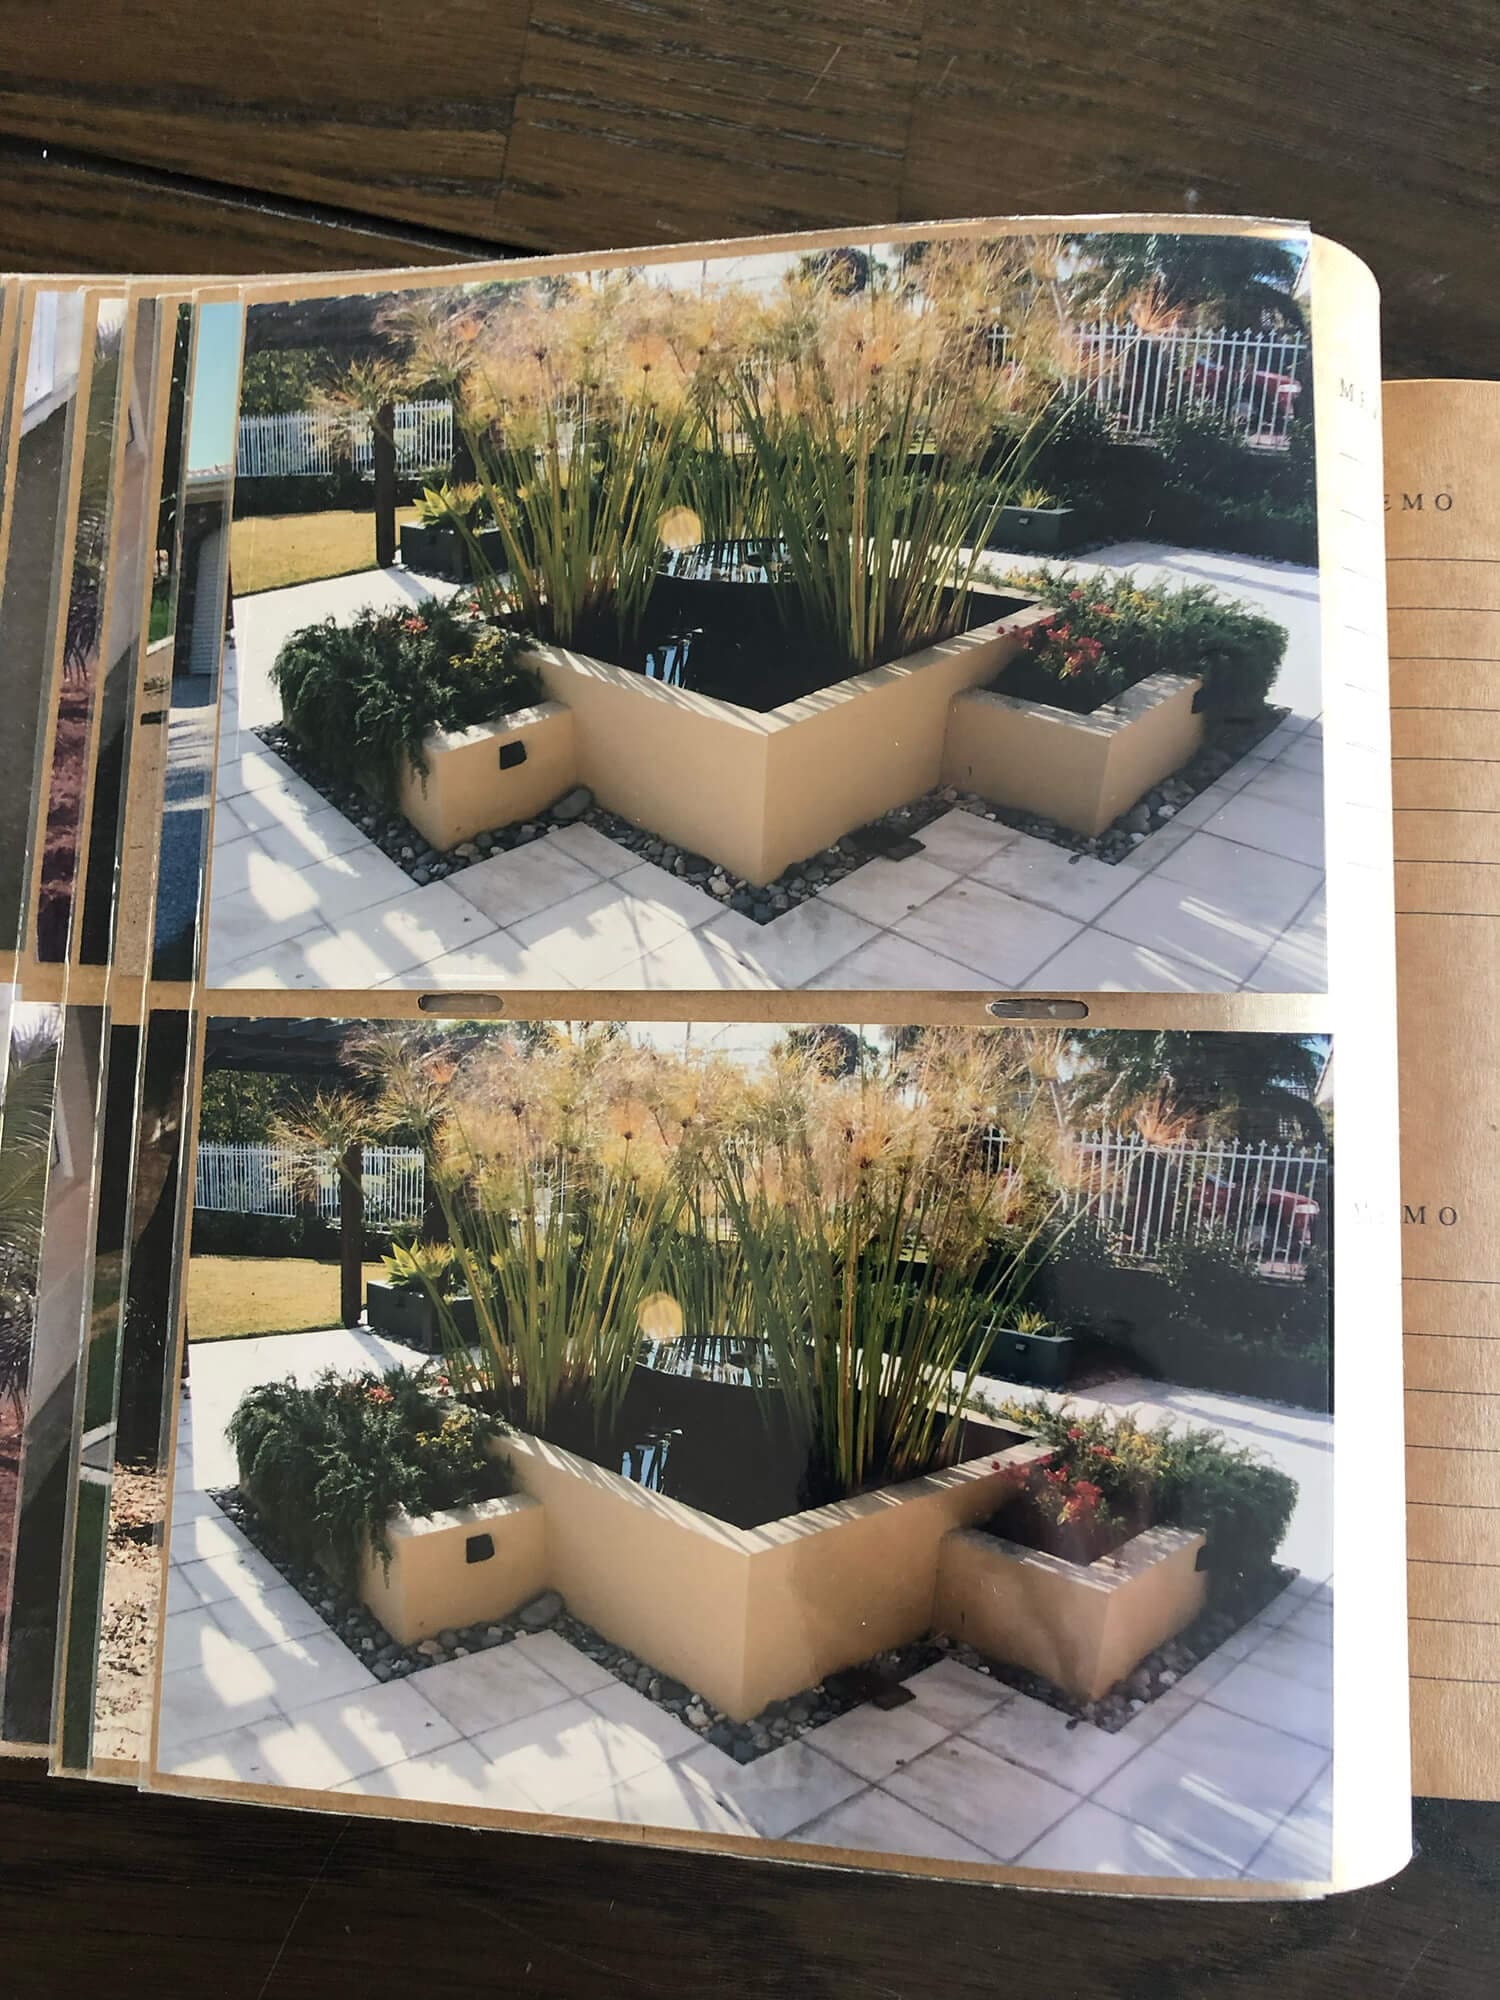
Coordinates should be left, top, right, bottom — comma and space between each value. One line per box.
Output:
271, 593, 540, 804
986, 1396, 1297, 1592
992, 565, 1285, 716
992, 1449, 1132, 1564
227, 1363, 510, 1594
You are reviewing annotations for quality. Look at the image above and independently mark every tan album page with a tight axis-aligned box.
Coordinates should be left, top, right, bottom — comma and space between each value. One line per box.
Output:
1385, 378, 1500, 1800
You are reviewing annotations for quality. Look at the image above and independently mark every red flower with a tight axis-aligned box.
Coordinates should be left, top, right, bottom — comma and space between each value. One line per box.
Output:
366, 1384, 394, 1406
1066, 1425, 1083, 1441
402, 616, 428, 634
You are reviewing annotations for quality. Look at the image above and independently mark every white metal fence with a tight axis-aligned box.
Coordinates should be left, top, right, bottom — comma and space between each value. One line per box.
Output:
989, 321, 1308, 445
195, 1142, 425, 1226
236, 399, 453, 480
239, 321, 1304, 478
985, 1125, 1326, 1273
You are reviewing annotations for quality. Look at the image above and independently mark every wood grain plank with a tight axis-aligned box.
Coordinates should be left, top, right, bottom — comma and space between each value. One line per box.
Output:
0, 148, 487, 277
0, 1759, 1493, 1996
902, 0, 1500, 379
0, 1, 1495, 380
496, 0, 922, 247
0, 0, 529, 229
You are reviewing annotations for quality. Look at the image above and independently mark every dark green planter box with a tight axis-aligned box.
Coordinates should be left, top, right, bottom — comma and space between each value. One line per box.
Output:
983, 1324, 1075, 1389
365, 1281, 477, 1354
993, 503, 1079, 554
401, 522, 504, 582
399, 522, 446, 575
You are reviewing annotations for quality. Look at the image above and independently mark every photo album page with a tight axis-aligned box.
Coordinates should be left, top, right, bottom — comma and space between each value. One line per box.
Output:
0, 218, 1413, 1899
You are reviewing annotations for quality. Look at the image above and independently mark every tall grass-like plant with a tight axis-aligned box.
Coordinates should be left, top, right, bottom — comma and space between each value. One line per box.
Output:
706, 1025, 1079, 1498
427, 1144, 679, 1446
716, 254, 1070, 675
731, 358, 1053, 675
458, 392, 693, 655
718, 1162, 1061, 1499
658, 1193, 765, 1372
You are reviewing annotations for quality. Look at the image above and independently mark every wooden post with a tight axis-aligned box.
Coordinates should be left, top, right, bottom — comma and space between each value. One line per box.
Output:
340, 1139, 365, 1328
373, 400, 397, 568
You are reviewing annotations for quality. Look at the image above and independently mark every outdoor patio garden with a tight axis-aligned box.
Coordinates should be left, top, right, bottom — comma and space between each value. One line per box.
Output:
186, 1022, 1325, 1761
231, 236, 1312, 911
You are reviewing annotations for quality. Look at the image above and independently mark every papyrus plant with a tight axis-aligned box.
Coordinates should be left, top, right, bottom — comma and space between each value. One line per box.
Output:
726, 251, 1069, 673
419, 277, 699, 655
699, 1035, 1072, 1500
418, 1024, 688, 1448
426, 1133, 679, 1447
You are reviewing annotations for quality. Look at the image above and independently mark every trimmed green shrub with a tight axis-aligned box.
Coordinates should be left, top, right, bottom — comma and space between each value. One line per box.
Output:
1153, 1232, 1331, 1408
990, 564, 1286, 715
233, 471, 435, 519
988, 1396, 1298, 1597
994, 401, 1316, 566
271, 594, 541, 803
1032, 1218, 1331, 1411
189, 1207, 394, 1263
227, 1363, 510, 1593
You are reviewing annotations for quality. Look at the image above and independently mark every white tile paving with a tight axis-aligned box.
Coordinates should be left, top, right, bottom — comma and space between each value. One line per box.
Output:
1092, 1704, 1329, 1874
207, 554, 1326, 994
157, 1334, 1335, 1885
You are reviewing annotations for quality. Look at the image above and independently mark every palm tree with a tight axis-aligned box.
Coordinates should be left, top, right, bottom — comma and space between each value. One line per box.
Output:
1064, 1031, 1330, 1149
270, 1090, 373, 1328
1062, 232, 1307, 334
319, 356, 403, 568
380, 291, 485, 485
342, 1025, 455, 1242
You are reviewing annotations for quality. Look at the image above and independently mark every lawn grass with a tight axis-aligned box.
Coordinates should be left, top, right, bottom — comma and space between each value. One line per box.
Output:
230, 507, 420, 597
188, 1255, 387, 1343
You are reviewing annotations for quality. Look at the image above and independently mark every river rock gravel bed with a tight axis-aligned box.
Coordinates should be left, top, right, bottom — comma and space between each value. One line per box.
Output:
208, 1484, 1285, 1759
255, 702, 1286, 924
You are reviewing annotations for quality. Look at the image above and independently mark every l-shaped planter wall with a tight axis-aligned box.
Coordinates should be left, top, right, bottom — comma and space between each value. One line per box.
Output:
531, 595, 1049, 884
388, 594, 1049, 882
498, 1425, 1047, 1721
387, 597, 1208, 870
942, 671, 1205, 839
349, 1430, 1210, 1715
934, 1521, 1208, 1701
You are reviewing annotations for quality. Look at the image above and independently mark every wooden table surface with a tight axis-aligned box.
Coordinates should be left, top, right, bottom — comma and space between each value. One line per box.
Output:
2, 3, 1496, 1991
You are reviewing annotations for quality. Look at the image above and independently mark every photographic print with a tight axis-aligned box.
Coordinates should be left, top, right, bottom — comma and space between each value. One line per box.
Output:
155, 1018, 1332, 1884
205, 228, 1325, 996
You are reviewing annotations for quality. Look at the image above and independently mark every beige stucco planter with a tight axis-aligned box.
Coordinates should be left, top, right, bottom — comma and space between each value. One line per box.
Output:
357, 1491, 548, 1646
941, 671, 1204, 838
501, 1427, 1049, 1721
934, 1521, 1208, 1702
395, 701, 578, 852
528, 595, 1050, 885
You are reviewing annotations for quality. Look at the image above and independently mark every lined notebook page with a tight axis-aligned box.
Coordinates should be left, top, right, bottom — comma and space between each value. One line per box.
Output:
1385, 379, 1500, 1800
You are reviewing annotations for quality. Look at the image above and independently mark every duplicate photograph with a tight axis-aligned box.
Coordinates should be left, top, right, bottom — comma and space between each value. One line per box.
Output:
158, 1017, 1333, 1884
205, 227, 1325, 995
